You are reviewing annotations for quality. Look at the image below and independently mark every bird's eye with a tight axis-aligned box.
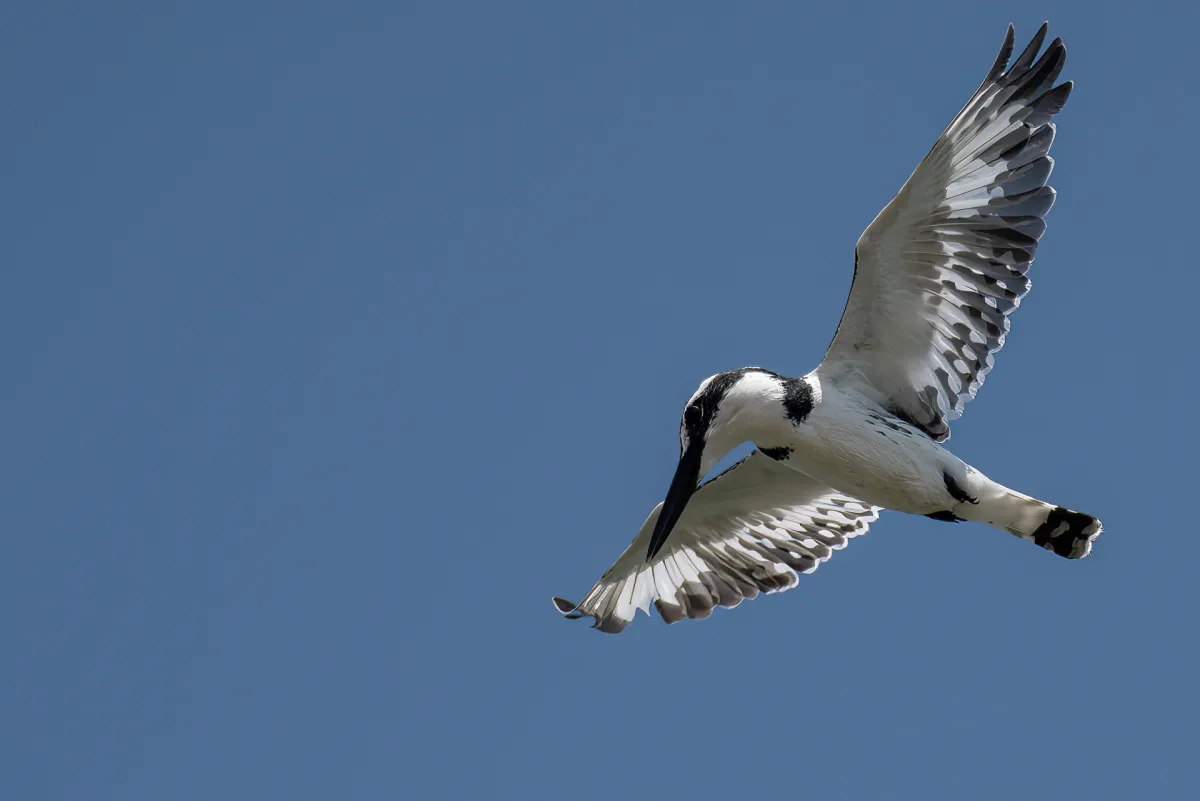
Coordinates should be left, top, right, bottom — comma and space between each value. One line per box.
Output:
684, 404, 701, 427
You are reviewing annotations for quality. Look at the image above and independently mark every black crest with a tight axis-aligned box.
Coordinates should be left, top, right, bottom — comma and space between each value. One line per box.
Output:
681, 370, 746, 445
681, 367, 809, 446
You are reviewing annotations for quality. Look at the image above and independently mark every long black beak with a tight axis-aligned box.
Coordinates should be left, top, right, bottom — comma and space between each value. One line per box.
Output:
646, 444, 703, 561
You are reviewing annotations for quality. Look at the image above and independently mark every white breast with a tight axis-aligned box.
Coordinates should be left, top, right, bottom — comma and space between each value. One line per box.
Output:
777, 378, 953, 514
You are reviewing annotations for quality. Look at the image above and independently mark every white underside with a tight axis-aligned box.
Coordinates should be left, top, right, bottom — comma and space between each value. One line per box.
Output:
762, 374, 981, 515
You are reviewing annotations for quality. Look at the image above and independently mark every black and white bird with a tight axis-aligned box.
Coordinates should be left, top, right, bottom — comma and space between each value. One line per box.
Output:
553, 24, 1101, 633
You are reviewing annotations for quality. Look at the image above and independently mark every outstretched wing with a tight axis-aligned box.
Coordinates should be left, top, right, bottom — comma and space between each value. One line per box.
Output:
819, 24, 1072, 441
552, 451, 879, 633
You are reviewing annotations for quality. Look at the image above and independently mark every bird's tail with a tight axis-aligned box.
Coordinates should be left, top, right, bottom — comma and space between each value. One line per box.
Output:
970, 487, 1102, 559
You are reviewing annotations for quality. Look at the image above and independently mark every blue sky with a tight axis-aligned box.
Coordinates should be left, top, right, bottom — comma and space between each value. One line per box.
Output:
4, 2, 1197, 799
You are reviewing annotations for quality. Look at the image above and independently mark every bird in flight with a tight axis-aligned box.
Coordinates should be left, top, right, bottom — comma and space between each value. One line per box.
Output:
553, 24, 1101, 633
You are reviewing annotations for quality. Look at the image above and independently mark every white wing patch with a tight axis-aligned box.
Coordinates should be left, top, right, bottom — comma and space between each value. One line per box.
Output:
553, 451, 879, 633
820, 24, 1071, 441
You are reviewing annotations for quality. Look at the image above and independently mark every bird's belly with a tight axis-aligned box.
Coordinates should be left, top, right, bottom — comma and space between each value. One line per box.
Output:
771, 411, 952, 514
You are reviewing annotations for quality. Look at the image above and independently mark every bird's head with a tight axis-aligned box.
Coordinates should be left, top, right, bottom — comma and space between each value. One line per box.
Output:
646, 368, 790, 560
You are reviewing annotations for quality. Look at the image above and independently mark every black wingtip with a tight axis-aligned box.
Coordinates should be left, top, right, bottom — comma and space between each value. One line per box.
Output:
1034, 81, 1073, 115
552, 596, 584, 618
1012, 23, 1049, 74
988, 25, 1017, 80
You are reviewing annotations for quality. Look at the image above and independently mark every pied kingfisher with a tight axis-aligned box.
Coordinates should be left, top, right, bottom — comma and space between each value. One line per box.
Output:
554, 24, 1101, 633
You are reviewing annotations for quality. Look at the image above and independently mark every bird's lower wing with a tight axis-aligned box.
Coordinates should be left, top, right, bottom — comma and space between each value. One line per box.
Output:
553, 451, 879, 633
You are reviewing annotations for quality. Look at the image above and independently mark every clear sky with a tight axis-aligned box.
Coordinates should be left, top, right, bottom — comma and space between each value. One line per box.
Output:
4, 2, 1197, 799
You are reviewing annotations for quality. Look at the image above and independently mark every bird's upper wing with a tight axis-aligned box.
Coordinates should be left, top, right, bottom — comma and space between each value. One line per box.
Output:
818, 24, 1071, 441
552, 451, 878, 633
